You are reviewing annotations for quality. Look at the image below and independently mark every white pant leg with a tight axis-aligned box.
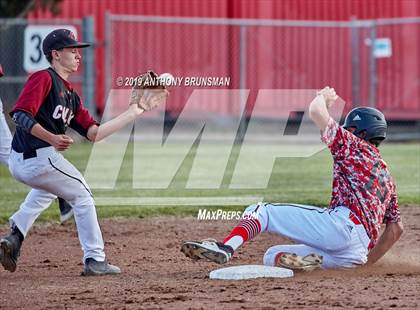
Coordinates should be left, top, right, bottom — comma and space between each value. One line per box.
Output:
10, 189, 56, 237
263, 244, 344, 269
9, 148, 105, 262
0, 98, 12, 167
244, 203, 369, 268
245, 203, 352, 251
326, 223, 369, 266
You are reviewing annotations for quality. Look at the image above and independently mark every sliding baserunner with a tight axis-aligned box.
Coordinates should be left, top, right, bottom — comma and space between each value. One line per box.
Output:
181, 87, 403, 271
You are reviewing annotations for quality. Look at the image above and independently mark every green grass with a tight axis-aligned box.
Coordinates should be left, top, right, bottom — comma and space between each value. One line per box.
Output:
0, 142, 418, 223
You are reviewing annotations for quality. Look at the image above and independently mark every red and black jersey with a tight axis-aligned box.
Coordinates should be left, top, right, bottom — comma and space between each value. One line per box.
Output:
10, 68, 97, 153
321, 118, 401, 247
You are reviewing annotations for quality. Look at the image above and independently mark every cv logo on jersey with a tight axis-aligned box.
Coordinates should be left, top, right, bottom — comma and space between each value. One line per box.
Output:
52, 104, 74, 126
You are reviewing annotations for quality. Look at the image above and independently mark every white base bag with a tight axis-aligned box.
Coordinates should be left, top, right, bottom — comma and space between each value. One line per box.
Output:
209, 265, 294, 280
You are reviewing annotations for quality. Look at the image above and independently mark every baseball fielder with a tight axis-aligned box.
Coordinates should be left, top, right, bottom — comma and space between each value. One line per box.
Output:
0, 29, 168, 275
182, 87, 403, 271
0, 65, 73, 223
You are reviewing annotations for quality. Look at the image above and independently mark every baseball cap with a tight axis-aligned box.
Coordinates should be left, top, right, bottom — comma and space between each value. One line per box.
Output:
42, 29, 90, 55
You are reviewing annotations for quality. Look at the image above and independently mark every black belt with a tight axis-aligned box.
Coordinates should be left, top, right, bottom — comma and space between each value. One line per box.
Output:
13, 146, 51, 160
23, 149, 37, 160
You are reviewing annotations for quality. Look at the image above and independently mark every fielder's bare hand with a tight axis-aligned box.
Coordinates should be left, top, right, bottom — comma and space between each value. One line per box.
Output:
50, 134, 74, 151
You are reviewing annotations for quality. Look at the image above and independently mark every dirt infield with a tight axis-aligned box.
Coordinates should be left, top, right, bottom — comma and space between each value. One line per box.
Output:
1, 206, 419, 309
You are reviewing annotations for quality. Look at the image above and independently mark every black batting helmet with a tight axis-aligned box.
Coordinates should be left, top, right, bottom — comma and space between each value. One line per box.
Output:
343, 107, 387, 146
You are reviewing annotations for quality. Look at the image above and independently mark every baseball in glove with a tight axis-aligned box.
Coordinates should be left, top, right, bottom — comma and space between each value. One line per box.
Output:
129, 70, 169, 111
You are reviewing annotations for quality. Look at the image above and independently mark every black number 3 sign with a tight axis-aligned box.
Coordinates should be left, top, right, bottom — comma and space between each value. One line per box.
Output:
30, 34, 43, 64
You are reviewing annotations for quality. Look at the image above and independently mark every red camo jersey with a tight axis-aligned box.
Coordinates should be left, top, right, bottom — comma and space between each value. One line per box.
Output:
321, 117, 401, 246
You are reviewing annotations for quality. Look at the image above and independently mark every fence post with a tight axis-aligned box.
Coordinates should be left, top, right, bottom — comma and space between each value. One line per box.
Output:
368, 21, 377, 108
82, 16, 96, 116
104, 11, 112, 112
238, 25, 247, 139
350, 17, 360, 107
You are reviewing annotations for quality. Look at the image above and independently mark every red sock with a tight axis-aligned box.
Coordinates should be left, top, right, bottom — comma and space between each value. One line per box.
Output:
274, 252, 285, 266
223, 218, 261, 244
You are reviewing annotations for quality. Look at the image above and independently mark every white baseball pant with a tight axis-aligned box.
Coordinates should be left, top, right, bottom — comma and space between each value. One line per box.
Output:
8, 146, 105, 262
244, 203, 370, 268
0, 98, 12, 167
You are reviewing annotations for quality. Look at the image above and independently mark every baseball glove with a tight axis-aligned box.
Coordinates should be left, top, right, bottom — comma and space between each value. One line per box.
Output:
129, 70, 168, 111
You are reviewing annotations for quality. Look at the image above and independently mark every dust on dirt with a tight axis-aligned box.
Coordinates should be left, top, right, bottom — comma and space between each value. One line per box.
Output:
0, 206, 419, 309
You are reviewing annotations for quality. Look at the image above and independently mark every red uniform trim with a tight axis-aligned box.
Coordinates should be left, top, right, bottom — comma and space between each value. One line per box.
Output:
12, 70, 52, 116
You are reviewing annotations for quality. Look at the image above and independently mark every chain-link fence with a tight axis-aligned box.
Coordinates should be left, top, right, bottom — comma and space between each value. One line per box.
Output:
1, 16, 419, 139
105, 15, 420, 140
0, 17, 95, 125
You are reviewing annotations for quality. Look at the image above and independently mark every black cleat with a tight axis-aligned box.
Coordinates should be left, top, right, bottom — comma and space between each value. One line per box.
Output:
181, 239, 234, 264
58, 198, 74, 224
0, 228, 23, 272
